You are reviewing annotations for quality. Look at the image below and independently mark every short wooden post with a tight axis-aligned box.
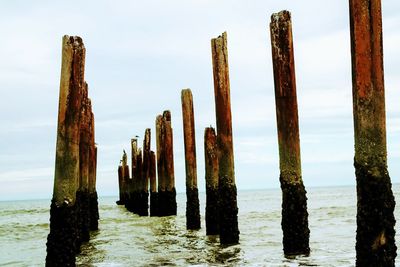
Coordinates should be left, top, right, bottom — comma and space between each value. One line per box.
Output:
46, 35, 86, 266
181, 89, 200, 229
163, 110, 177, 216
211, 32, 239, 244
149, 150, 159, 216
270, 10, 310, 256
349, 0, 397, 265
204, 127, 219, 235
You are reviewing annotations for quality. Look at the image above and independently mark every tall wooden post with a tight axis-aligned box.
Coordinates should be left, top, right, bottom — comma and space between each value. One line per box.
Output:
211, 32, 239, 244
181, 89, 200, 229
120, 150, 130, 211
89, 126, 99, 232
88, 108, 99, 230
126, 138, 138, 212
163, 110, 177, 216
156, 115, 166, 216
77, 83, 91, 243
134, 148, 143, 214
117, 165, 124, 205
138, 129, 151, 216
349, 1, 397, 265
149, 151, 159, 216
270, 11, 310, 256
46, 35, 85, 266
204, 127, 219, 235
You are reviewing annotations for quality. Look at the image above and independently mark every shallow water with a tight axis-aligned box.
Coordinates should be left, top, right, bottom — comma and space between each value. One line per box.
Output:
0, 185, 399, 266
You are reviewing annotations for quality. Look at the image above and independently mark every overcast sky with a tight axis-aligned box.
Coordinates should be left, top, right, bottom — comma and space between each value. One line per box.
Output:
0, 1, 399, 200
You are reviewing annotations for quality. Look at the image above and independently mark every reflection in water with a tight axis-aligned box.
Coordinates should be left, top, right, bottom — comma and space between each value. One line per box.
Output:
77, 230, 106, 265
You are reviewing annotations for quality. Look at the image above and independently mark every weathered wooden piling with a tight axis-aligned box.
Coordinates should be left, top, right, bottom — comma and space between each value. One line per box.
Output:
87, 104, 99, 230
77, 83, 91, 243
156, 115, 167, 216
270, 11, 310, 256
117, 150, 129, 206
89, 141, 99, 231
137, 129, 151, 216
211, 32, 239, 244
125, 139, 138, 212
133, 148, 143, 214
163, 110, 177, 216
204, 127, 219, 235
117, 165, 124, 205
149, 150, 159, 216
349, 1, 397, 265
131, 138, 138, 182
181, 89, 200, 230
118, 150, 130, 212
46, 35, 86, 266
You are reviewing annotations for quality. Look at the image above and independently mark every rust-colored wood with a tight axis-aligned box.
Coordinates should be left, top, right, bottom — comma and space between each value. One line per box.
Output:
155, 115, 166, 192
47, 36, 99, 267
88, 107, 96, 194
163, 110, 175, 192
204, 127, 218, 191
149, 151, 157, 193
349, 0, 396, 265
211, 32, 239, 244
181, 89, 200, 229
270, 11, 301, 180
204, 127, 219, 235
270, 10, 310, 256
134, 148, 143, 191
142, 128, 151, 193
211, 32, 235, 184
131, 138, 138, 179
53, 35, 86, 207
181, 89, 198, 189
79, 83, 90, 192
130, 138, 138, 207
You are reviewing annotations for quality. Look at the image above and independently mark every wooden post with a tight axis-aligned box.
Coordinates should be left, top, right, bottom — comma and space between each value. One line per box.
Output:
138, 129, 151, 216
77, 83, 90, 243
89, 140, 99, 231
88, 108, 99, 230
270, 11, 310, 256
131, 138, 138, 180
134, 148, 143, 214
204, 127, 219, 235
117, 165, 124, 205
156, 114, 167, 216
163, 110, 177, 216
122, 150, 129, 207
211, 32, 239, 244
349, 1, 397, 265
46, 35, 85, 266
123, 161, 130, 206
181, 89, 200, 229
125, 138, 138, 212
149, 150, 159, 216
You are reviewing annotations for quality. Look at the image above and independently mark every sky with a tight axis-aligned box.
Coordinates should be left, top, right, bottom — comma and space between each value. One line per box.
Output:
0, 1, 399, 201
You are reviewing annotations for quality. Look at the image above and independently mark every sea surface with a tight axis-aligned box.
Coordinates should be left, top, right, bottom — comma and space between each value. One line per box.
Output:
1, 185, 400, 266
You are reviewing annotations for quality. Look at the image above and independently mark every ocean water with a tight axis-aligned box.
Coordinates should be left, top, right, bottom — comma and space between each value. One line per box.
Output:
1, 185, 400, 266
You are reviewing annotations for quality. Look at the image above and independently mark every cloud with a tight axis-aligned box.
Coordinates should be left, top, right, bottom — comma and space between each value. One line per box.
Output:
0, 0, 399, 199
